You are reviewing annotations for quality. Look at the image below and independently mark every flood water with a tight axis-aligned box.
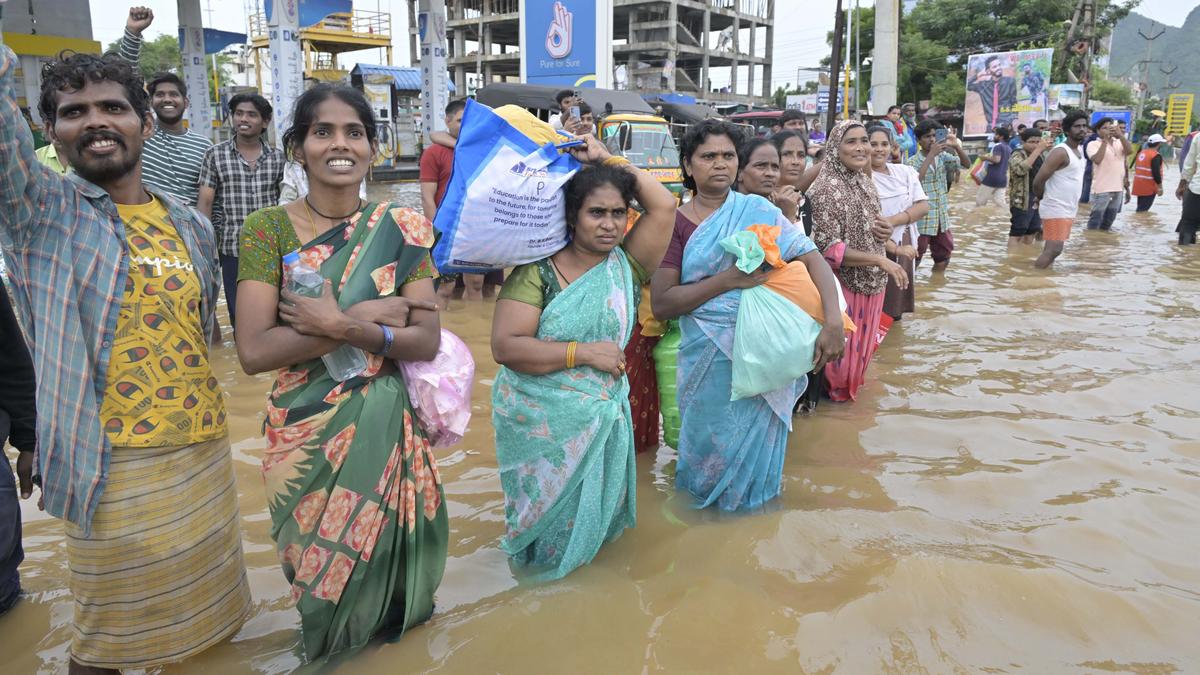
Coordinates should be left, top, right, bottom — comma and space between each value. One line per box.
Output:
6, 171, 1200, 673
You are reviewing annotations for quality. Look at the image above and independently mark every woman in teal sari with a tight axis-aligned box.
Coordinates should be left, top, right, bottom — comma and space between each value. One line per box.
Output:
235, 85, 447, 661
650, 120, 847, 511
490, 135, 677, 580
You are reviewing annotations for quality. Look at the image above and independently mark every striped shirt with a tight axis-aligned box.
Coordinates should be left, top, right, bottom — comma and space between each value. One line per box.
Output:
0, 45, 221, 532
141, 127, 211, 206
199, 139, 285, 256
114, 30, 211, 206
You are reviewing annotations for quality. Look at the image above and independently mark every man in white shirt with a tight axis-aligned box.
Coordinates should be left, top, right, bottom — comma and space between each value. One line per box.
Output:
1177, 132, 1200, 245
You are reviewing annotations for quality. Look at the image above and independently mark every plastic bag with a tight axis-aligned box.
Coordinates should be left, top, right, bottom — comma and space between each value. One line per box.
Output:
399, 329, 475, 447
719, 230, 835, 400
432, 99, 581, 274
763, 262, 855, 332
652, 321, 682, 448
731, 286, 824, 400
969, 157, 986, 185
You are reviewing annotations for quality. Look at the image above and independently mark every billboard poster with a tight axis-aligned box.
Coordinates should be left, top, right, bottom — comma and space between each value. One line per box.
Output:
1047, 83, 1084, 111
963, 48, 1052, 138
520, 0, 610, 88
786, 94, 818, 115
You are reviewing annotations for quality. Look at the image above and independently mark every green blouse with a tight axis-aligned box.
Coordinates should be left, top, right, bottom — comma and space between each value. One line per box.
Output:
498, 247, 649, 309
238, 205, 436, 287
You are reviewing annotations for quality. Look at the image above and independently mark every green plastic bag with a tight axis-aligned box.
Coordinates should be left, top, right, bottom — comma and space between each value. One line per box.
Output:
653, 321, 682, 448
731, 286, 822, 400
719, 232, 824, 401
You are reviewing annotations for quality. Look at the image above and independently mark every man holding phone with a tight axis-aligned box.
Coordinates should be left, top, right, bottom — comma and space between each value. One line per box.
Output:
1084, 117, 1131, 231
906, 120, 971, 271
550, 89, 589, 135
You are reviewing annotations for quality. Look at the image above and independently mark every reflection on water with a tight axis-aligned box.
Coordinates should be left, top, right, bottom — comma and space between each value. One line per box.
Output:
7, 175, 1200, 673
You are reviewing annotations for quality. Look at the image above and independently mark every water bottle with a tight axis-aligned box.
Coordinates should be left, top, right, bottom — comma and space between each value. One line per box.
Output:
281, 251, 367, 382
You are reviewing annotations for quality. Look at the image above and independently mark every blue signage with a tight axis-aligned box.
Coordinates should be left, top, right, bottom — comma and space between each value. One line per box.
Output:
1091, 110, 1133, 130
523, 0, 597, 88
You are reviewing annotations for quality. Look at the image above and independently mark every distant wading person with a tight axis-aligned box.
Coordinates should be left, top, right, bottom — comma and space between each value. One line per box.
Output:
1032, 110, 1090, 268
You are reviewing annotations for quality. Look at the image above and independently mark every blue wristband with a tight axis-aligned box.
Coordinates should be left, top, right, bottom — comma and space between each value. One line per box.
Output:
376, 324, 394, 356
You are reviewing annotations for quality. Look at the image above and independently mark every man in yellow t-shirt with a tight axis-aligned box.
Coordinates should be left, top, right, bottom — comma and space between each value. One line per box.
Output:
99, 197, 228, 443
0, 34, 250, 670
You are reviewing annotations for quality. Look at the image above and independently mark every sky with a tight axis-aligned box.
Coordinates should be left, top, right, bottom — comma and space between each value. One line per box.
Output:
89, 0, 1197, 94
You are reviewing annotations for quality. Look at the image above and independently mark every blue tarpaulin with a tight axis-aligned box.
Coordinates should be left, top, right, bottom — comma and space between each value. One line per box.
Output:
178, 28, 247, 55
265, 0, 353, 27
351, 64, 456, 93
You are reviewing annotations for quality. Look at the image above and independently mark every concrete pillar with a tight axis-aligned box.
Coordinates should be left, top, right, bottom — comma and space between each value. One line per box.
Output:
763, 0, 774, 99
731, 17, 740, 95
873, 0, 899, 112
701, 9, 710, 93
667, 2, 677, 91
748, 23, 756, 98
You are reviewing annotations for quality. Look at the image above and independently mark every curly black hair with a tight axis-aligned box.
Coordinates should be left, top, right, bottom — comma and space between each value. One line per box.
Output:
564, 164, 637, 229
38, 52, 149, 125
282, 84, 378, 159
679, 119, 744, 191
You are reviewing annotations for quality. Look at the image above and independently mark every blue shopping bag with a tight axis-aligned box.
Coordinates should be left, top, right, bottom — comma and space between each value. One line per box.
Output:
432, 99, 581, 274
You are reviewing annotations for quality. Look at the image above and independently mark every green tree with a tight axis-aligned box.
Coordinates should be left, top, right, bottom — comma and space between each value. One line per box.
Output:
830, 0, 1141, 110
1091, 78, 1133, 107
104, 34, 235, 100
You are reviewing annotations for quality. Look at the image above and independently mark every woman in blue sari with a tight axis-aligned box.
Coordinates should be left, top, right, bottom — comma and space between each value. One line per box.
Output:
490, 135, 677, 580
650, 120, 846, 511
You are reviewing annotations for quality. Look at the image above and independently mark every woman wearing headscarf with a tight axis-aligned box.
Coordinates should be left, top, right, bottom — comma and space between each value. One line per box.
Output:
651, 120, 845, 510
807, 120, 909, 402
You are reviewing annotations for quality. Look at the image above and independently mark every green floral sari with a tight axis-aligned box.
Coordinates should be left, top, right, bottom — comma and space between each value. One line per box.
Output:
248, 203, 448, 661
492, 248, 639, 581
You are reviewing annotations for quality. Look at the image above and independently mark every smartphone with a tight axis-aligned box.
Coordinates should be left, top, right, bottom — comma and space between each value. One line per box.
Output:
569, 105, 581, 120
935, 127, 948, 143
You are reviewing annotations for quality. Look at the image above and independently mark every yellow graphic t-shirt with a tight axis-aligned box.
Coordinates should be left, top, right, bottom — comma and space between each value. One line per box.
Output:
100, 197, 227, 446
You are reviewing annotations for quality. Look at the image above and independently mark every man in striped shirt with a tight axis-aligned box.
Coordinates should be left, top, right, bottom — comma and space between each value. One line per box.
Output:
115, 7, 211, 206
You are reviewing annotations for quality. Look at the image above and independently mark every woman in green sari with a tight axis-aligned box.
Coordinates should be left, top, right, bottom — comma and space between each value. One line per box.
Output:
490, 135, 677, 581
235, 85, 447, 661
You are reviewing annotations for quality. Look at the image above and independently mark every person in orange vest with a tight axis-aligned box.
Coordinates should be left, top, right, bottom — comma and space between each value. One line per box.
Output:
1132, 134, 1165, 212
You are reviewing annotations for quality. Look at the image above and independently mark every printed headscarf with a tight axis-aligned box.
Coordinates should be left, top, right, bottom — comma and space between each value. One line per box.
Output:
806, 119, 888, 296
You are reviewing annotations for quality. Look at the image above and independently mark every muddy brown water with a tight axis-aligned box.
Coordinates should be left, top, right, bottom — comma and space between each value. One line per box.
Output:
5, 171, 1200, 673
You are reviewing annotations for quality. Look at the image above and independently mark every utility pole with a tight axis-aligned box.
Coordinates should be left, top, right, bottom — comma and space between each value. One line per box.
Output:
873, 0, 899, 111
1135, 23, 1166, 118
827, 0, 845, 132
854, 0, 860, 113
843, 1, 852, 118
1079, 0, 1095, 109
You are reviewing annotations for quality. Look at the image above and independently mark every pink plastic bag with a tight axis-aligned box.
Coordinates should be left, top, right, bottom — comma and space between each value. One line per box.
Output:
399, 329, 475, 447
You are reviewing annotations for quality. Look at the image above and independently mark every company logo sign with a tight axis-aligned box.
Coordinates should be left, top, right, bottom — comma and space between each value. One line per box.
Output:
545, 1, 573, 59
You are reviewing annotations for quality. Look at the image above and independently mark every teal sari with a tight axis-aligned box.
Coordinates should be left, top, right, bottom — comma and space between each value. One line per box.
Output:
492, 248, 639, 580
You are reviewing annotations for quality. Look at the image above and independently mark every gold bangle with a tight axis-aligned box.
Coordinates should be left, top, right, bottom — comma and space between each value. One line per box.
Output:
602, 156, 632, 168
566, 341, 578, 369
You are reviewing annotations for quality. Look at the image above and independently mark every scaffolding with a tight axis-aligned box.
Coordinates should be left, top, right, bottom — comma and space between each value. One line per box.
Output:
436, 0, 774, 104
248, 7, 393, 87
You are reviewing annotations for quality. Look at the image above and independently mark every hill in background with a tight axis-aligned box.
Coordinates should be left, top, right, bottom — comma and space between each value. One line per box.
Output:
1108, 5, 1199, 102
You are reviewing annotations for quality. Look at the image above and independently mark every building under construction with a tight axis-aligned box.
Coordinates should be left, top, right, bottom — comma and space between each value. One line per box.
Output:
428, 0, 775, 105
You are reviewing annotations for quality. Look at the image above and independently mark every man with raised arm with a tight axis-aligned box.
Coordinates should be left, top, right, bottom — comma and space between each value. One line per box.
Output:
0, 14, 249, 672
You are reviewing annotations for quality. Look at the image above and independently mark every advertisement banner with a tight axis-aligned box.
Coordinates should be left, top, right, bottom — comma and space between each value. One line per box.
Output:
1090, 110, 1132, 131
520, 0, 610, 88
419, 0, 450, 143
267, 0, 304, 148
786, 94, 818, 115
963, 48, 1052, 138
1047, 83, 1084, 111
